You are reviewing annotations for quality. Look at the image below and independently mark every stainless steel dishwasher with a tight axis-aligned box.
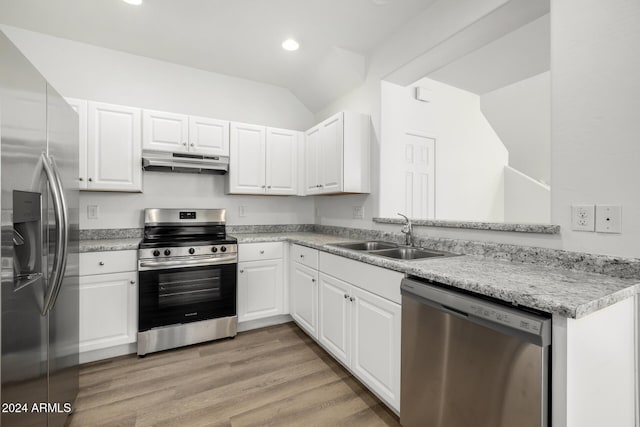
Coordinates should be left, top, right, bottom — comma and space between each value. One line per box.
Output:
400, 277, 551, 427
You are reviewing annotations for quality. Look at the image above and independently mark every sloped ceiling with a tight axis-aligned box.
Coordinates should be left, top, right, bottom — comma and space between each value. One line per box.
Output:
0, 0, 437, 112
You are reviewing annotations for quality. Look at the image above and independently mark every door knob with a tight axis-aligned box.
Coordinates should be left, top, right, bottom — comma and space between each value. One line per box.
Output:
344, 294, 349, 299
88, 178, 93, 182
183, 142, 187, 146
130, 280, 135, 285
311, 278, 316, 283
79, 177, 83, 181
260, 250, 264, 254
349, 297, 355, 302
190, 143, 194, 147
99, 261, 104, 266
239, 269, 244, 273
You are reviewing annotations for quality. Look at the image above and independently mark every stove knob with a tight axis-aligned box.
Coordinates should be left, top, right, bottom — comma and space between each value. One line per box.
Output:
189, 248, 195, 255
220, 246, 227, 253
164, 249, 171, 256
211, 247, 218, 253
153, 250, 160, 257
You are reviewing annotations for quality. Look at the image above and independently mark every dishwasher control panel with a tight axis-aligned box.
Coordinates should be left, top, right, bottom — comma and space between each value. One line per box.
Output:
468, 303, 542, 334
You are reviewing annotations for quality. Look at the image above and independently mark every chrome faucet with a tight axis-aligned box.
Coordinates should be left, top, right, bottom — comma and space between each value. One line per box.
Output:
397, 213, 414, 247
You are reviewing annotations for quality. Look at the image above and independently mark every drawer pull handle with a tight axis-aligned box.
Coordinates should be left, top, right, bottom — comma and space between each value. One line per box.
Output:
300, 254, 304, 258
260, 250, 264, 254
99, 261, 104, 266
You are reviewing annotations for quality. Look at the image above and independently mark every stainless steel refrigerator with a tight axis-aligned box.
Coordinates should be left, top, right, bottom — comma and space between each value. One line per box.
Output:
0, 31, 79, 426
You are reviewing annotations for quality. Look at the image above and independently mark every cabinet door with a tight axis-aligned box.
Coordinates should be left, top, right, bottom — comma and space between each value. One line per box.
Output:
350, 286, 401, 411
265, 127, 298, 195
237, 259, 284, 322
304, 126, 321, 195
318, 273, 351, 366
228, 122, 266, 194
142, 109, 189, 153
79, 272, 137, 353
291, 262, 318, 338
320, 113, 344, 193
65, 97, 88, 189
188, 116, 229, 156
87, 102, 142, 192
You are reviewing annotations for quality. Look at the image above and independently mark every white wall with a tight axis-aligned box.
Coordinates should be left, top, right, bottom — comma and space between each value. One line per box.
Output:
380, 79, 508, 222
1, 25, 316, 229
549, 0, 640, 258
316, 0, 640, 259
504, 166, 550, 223
481, 71, 551, 184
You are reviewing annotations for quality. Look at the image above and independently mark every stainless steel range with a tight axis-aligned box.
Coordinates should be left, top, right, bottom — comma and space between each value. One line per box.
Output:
137, 208, 237, 356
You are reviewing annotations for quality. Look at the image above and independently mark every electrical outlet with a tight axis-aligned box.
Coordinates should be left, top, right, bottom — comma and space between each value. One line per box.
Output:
238, 206, 246, 218
571, 204, 595, 231
87, 205, 99, 220
595, 205, 621, 233
353, 206, 364, 219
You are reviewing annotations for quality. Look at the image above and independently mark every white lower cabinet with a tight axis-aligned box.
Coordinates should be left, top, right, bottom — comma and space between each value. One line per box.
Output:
79, 271, 138, 353
318, 273, 351, 365
291, 262, 318, 338
79, 250, 138, 360
238, 259, 284, 322
350, 285, 401, 411
290, 244, 402, 413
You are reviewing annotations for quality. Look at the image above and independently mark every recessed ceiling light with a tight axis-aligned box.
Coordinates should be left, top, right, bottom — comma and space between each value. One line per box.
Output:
122, 0, 143, 5
281, 39, 300, 51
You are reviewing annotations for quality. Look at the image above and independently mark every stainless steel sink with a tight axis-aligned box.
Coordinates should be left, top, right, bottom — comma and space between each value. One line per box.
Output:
330, 241, 398, 251
330, 241, 455, 261
371, 247, 447, 260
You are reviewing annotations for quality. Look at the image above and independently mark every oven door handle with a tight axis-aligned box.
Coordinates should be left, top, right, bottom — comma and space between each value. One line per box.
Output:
139, 255, 237, 271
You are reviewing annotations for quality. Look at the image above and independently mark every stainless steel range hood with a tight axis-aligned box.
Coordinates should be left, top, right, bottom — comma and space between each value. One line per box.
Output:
142, 150, 229, 174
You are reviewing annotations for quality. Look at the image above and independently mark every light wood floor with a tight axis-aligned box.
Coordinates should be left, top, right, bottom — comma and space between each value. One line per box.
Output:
68, 322, 400, 427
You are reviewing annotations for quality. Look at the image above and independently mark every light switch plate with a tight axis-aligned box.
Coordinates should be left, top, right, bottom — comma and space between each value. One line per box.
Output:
87, 205, 99, 220
353, 206, 364, 219
595, 205, 621, 233
238, 206, 246, 218
571, 204, 595, 231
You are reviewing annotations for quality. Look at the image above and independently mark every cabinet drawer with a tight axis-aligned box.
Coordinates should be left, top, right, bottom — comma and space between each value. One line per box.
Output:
80, 250, 138, 276
291, 244, 318, 269
238, 242, 283, 262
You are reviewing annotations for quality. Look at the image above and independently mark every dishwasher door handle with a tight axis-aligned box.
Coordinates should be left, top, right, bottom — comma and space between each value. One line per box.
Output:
441, 304, 469, 319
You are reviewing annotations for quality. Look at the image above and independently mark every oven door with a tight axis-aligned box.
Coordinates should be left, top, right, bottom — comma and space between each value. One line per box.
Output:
138, 263, 236, 331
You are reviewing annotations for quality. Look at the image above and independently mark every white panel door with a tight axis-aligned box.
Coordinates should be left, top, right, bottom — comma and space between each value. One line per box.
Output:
304, 126, 321, 195
291, 262, 318, 338
65, 97, 88, 189
265, 127, 298, 195
238, 259, 284, 322
87, 102, 142, 192
142, 109, 189, 153
350, 286, 401, 411
318, 273, 351, 366
403, 131, 435, 219
229, 122, 266, 194
319, 113, 344, 194
188, 116, 229, 156
79, 272, 137, 353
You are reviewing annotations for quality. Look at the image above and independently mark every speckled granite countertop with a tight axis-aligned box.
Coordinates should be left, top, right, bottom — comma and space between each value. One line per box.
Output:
79, 238, 141, 253
231, 232, 640, 319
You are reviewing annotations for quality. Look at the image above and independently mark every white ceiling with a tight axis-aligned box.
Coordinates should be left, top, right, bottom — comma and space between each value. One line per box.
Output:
0, 0, 437, 112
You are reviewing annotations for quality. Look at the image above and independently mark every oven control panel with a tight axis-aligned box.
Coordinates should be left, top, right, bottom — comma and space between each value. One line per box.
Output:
139, 244, 237, 260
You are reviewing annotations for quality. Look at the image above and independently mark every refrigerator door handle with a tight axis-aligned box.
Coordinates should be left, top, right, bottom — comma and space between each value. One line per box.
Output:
41, 153, 69, 315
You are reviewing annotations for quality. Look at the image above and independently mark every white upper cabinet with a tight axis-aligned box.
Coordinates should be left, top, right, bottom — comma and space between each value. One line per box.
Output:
304, 126, 321, 195
227, 123, 300, 195
302, 111, 370, 195
142, 109, 189, 153
188, 116, 229, 156
228, 122, 266, 193
87, 101, 142, 192
265, 127, 298, 195
143, 109, 230, 156
65, 98, 88, 190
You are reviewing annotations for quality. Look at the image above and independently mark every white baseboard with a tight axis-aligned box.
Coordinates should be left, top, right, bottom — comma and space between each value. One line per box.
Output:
238, 314, 293, 332
79, 343, 137, 364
